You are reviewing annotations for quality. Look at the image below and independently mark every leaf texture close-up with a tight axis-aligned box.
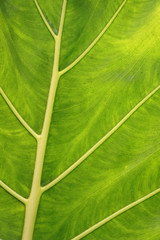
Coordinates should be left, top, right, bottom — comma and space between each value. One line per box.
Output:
0, 0, 160, 239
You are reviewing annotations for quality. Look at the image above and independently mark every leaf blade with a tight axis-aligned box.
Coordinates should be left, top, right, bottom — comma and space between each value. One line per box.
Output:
1, 0, 160, 239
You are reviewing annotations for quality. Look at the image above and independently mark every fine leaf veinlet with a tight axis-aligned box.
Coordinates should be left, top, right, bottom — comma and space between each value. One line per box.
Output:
1, 0, 159, 239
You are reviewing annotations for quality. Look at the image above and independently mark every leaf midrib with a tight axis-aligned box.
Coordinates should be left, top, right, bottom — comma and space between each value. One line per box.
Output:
1, 0, 159, 239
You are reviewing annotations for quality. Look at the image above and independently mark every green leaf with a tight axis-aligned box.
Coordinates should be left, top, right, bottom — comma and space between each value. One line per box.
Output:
0, 0, 160, 239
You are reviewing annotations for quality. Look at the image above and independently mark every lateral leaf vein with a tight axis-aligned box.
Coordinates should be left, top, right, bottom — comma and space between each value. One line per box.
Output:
0, 88, 39, 140
72, 188, 160, 239
0, 180, 27, 204
42, 85, 160, 192
34, 0, 57, 40
59, 0, 127, 76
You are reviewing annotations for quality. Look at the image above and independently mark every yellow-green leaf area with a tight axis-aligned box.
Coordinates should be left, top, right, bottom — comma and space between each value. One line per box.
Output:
0, 0, 160, 239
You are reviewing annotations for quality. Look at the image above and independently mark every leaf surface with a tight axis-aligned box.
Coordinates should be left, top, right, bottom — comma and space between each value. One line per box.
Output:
0, 0, 160, 239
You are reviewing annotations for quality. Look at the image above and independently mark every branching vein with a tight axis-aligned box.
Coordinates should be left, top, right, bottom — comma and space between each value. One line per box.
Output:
0, 88, 39, 140
22, 1, 67, 239
34, 0, 57, 40
0, 180, 27, 205
59, 0, 127, 76
42, 85, 160, 192
72, 188, 160, 239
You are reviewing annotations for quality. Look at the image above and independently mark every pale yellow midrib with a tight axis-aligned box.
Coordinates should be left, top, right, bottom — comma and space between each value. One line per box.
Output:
0, 0, 159, 239
72, 188, 160, 240
0, 0, 127, 203
21, 1, 67, 239
42, 85, 160, 192
1, 85, 159, 205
